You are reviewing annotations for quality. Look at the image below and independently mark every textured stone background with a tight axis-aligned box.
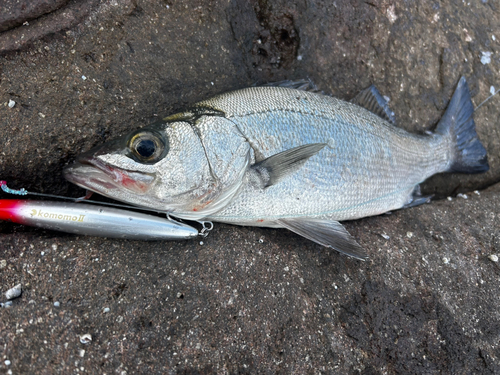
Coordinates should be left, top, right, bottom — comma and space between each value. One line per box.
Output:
1, 0, 499, 373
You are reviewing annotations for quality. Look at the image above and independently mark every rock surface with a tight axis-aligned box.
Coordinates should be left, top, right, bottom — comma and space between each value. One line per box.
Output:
0, 0, 499, 373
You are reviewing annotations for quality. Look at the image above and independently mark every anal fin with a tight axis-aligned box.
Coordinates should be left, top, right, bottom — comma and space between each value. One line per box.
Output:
278, 218, 367, 260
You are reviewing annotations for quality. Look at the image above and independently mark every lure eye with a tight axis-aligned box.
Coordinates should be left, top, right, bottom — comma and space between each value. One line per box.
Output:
128, 130, 168, 163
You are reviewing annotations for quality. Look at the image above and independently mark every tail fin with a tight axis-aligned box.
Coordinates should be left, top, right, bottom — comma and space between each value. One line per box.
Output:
435, 77, 489, 174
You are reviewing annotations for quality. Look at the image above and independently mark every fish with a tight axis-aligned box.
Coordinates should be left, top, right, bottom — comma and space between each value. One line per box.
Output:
64, 77, 489, 260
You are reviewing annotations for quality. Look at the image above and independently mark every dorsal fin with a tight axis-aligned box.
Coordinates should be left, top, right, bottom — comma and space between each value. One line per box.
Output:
163, 106, 225, 123
351, 85, 396, 124
258, 79, 323, 93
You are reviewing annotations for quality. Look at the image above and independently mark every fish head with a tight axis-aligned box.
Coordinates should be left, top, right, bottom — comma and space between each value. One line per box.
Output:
64, 116, 250, 219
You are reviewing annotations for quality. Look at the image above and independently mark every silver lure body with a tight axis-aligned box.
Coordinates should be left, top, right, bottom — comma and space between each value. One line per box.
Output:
0, 200, 198, 240
64, 78, 488, 259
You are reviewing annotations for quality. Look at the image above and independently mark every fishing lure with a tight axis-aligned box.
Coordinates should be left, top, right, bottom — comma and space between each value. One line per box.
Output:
0, 182, 198, 240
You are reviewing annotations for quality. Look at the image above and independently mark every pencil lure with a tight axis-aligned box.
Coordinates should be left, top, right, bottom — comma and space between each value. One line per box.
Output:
0, 199, 198, 240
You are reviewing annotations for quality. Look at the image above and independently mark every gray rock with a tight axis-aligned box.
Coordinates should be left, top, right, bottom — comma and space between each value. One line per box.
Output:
0, 0, 70, 33
0, 0, 499, 373
5, 283, 21, 300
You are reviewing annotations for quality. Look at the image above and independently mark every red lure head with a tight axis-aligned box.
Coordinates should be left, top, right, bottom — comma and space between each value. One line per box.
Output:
0, 199, 25, 223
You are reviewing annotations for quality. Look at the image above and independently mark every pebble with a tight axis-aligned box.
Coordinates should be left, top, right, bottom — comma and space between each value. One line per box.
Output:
491, 86, 496, 95
80, 334, 92, 344
380, 233, 390, 240
54, 301, 60, 307
406, 232, 413, 239
103, 307, 110, 313
8, 100, 15, 108
442, 257, 450, 264
481, 51, 492, 65
447, 197, 453, 201
4, 360, 11, 366
488, 254, 498, 262
457, 193, 468, 199
5, 284, 22, 300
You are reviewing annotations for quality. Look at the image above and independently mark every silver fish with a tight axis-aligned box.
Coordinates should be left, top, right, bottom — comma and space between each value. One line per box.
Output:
64, 77, 489, 259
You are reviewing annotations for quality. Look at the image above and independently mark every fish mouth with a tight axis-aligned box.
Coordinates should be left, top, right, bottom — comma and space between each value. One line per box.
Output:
64, 155, 155, 196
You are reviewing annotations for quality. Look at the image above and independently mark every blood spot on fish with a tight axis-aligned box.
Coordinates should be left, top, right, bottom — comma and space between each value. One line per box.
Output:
192, 199, 213, 212
114, 170, 150, 193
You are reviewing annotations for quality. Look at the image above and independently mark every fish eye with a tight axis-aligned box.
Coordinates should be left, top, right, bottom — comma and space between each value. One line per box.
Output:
127, 130, 168, 163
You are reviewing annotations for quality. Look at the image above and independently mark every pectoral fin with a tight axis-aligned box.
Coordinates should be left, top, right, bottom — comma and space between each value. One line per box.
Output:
250, 143, 326, 188
278, 218, 367, 260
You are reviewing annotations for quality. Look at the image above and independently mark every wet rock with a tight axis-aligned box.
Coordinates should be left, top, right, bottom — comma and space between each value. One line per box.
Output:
227, 0, 301, 77
0, 0, 70, 33
0, 0, 117, 53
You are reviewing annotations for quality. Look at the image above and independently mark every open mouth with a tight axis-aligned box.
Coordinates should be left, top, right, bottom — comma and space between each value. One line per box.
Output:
64, 156, 155, 195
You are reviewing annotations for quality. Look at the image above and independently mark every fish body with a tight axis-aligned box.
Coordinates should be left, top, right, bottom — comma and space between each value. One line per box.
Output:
64, 78, 488, 259
198, 87, 447, 225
